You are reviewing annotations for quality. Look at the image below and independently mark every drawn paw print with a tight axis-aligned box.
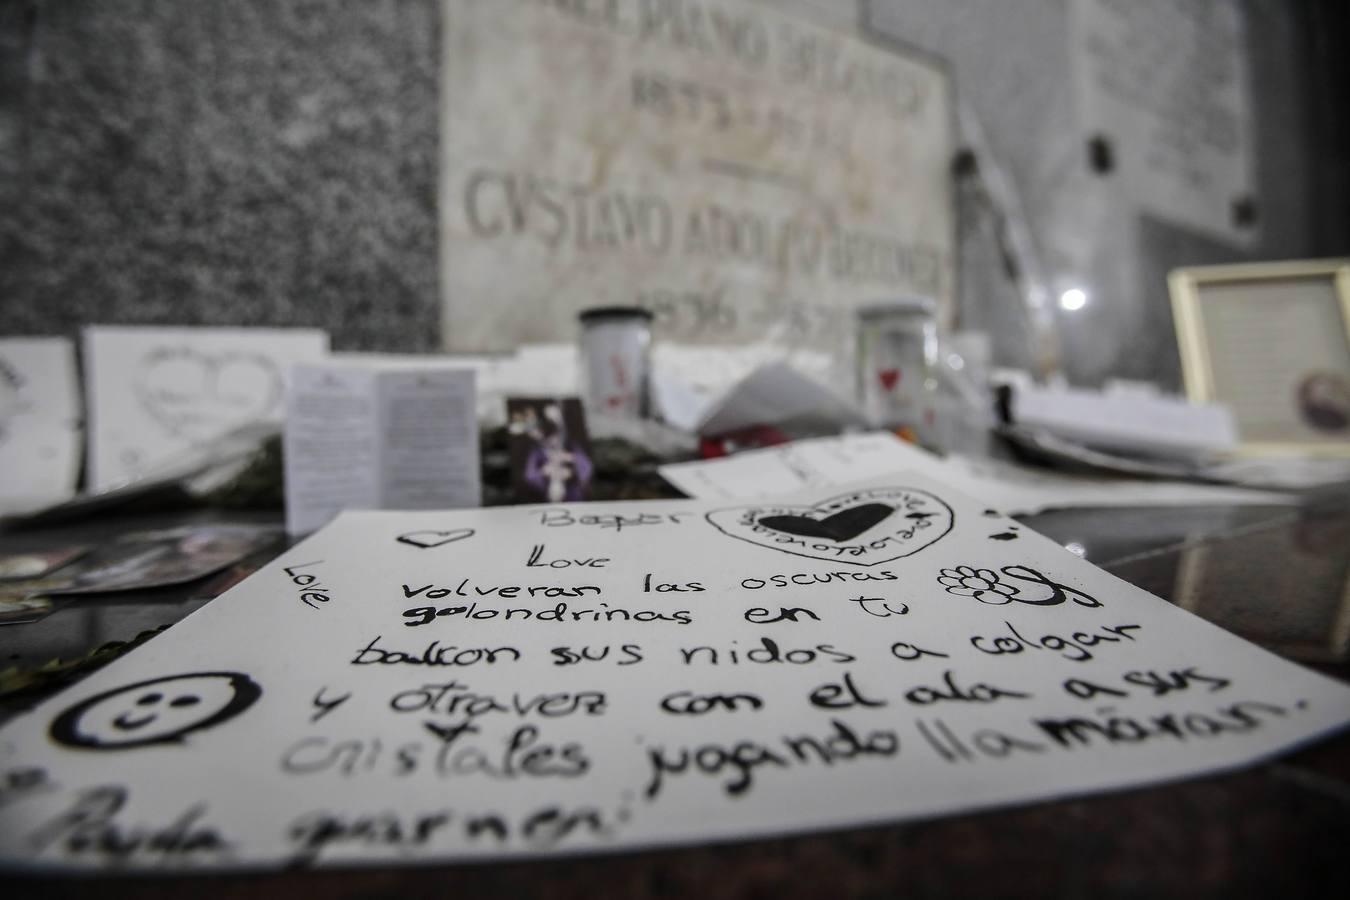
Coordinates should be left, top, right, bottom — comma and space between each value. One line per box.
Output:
938, 566, 1018, 605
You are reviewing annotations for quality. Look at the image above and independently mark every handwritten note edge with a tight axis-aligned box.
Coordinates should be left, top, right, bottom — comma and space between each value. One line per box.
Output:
0, 472, 1347, 871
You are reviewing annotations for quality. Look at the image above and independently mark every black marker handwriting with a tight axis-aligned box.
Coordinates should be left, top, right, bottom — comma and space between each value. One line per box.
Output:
550, 644, 645, 666
679, 637, 855, 666
403, 602, 691, 627
288, 809, 447, 866
286, 802, 613, 865
739, 570, 899, 589
903, 669, 1031, 706
744, 605, 820, 623
538, 509, 691, 531
660, 691, 765, 715
1123, 667, 1232, 696
808, 672, 886, 710
311, 688, 351, 723
284, 561, 333, 610
643, 574, 704, 593
914, 718, 1048, 763
526, 544, 610, 568
402, 579, 602, 601
970, 622, 1141, 663
889, 640, 951, 661
849, 596, 909, 618
645, 718, 898, 798
1035, 700, 1293, 749
422, 722, 589, 780
390, 681, 608, 719
1063, 667, 1232, 701
28, 786, 229, 861
352, 636, 522, 668
281, 723, 590, 782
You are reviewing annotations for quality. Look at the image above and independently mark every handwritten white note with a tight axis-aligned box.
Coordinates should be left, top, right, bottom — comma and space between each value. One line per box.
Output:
2, 473, 1347, 871
284, 361, 481, 535
0, 338, 81, 516
659, 432, 1292, 515
84, 326, 330, 491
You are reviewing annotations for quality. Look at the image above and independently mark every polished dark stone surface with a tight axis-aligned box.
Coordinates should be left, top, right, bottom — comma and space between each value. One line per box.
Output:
2, 494, 1348, 897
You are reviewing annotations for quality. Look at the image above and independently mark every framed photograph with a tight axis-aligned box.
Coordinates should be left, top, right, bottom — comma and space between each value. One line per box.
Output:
1169, 259, 1350, 456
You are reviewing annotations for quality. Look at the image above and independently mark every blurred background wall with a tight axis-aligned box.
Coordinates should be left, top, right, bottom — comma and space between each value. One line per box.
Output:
1, 0, 1346, 386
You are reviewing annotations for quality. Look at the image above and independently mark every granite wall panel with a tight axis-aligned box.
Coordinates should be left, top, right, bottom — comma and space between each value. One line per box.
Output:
0, 0, 440, 351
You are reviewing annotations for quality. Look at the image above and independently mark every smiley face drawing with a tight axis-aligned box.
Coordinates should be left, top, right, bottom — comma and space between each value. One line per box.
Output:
49, 672, 262, 750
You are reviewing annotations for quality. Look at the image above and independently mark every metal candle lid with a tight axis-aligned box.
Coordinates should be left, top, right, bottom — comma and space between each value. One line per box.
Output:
855, 297, 937, 319
578, 306, 655, 324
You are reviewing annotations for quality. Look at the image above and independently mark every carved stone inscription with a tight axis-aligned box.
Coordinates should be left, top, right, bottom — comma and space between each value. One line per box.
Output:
440, 0, 955, 350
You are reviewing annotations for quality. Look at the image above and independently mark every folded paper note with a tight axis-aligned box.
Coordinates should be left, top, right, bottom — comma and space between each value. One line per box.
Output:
1, 474, 1346, 871
659, 432, 1292, 514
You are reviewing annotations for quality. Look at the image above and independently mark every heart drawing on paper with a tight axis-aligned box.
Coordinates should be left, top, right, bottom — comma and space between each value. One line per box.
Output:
396, 529, 476, 549
878, 368, 901, 392
706, 487, 954, 566
134, 347, 284, 443
759, 503, 895, 542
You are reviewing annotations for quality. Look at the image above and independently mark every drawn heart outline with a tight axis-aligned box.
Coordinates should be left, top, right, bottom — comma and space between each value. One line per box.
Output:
396, 529, 476, 549
134, 347, 283, 443
706, 487, 954, 567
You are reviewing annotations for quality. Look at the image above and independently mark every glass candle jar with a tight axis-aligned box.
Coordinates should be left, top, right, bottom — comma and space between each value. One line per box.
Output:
854, 297, 938, 431
578, 306, 654, 419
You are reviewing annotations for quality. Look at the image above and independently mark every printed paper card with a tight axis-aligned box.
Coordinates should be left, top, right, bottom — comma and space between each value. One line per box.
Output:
0, 337, 81, 516
284, 361, 481, 535
1, 474, 1346, 871
83, 326, 330, 491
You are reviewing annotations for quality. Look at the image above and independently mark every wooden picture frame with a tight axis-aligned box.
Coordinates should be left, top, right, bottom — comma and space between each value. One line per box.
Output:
1169, 259, 1350, 456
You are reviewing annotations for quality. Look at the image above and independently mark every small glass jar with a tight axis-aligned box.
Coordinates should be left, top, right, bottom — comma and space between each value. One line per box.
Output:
855, 297, 938, 431
578, 306, 654, 419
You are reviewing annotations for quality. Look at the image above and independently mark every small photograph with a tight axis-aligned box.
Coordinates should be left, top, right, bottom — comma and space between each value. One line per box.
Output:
0, 546, 88, 581
1297, 371, 1350, 433
507, 397, 595, 503
0, 594, 54, 626
50, 525, 281, 596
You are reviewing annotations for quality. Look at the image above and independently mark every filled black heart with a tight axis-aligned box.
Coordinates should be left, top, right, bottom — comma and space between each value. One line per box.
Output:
758, 503, 894, 542
396, 529, 475, 549
707, 487, 953, 566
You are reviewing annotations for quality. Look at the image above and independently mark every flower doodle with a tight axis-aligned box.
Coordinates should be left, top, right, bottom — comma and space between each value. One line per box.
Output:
937, 564, 1103, 608
938, 566, 1018, 605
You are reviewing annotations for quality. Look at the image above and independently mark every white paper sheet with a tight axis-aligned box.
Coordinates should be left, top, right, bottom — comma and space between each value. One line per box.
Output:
285, 362, 481, 535
84, 326, 330, 491
1011, 383, 1237, 459
1, 473, 1346, 872
659, 432, 1293, 515
0, 338, 81, 515
696, 362, 867, 437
